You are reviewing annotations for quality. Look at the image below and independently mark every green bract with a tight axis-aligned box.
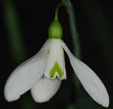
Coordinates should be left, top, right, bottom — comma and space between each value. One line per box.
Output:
48, 20, 63, 39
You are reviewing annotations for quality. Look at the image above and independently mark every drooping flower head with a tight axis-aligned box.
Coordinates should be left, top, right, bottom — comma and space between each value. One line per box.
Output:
4, 3, 109, 107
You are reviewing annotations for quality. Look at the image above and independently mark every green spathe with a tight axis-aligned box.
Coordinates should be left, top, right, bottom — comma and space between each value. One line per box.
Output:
48, 20, 63, 39
49, 62, 63, 78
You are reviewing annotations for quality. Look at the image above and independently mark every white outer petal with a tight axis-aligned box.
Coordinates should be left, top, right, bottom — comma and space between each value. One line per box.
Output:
4, 39, 51, 102
61, 40, 109, 107
44, 39, 66, 79
31, 78, 61, 103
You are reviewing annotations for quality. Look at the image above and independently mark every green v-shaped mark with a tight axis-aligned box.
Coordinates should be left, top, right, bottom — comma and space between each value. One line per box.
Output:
49, 62, 63, 78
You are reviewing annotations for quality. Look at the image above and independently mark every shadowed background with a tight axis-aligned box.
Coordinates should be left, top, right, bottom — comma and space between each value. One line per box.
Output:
0, 0, 113, 109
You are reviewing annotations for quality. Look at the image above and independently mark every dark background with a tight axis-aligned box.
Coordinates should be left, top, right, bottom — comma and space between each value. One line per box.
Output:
0, 0, 113, 109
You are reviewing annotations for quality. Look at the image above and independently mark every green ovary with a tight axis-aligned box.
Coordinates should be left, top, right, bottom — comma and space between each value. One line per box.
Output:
50, 62, 63, 78
48, 20, 63, 39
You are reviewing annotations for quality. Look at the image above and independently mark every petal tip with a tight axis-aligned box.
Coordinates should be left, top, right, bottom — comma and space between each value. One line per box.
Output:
4, 84, 20, 102
4, 91, 20, 102
95, 87, 110, 108
33, 96, 50, 103
31, 78, 61, 103
31, 88, 50, 103
102, 96, 109, 108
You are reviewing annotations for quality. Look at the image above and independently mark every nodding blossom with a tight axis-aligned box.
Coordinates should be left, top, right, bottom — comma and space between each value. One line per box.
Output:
4, 14, 109, 108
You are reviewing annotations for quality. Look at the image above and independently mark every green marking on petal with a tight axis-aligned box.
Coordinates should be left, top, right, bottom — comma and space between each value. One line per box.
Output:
50, 62, 63, 78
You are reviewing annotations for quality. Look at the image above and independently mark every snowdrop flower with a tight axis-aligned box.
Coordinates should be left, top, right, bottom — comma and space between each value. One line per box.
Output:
4, 12, 109, 108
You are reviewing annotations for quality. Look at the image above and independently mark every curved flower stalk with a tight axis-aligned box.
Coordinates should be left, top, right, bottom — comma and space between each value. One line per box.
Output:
4, 5, 109, 108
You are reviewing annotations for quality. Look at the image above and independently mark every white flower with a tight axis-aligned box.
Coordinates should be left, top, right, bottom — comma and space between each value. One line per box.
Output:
4, 39, 109, 107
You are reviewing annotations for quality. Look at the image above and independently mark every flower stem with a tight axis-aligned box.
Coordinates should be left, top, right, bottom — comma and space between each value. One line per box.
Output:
62, 0, 81, 92
62, 0, 81, 59
55, 1, 81, 59
54, 3, 64, 20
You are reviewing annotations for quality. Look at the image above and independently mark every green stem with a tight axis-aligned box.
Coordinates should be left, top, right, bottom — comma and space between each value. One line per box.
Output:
62, 0, 81, 92
54, 3, 64, 20
62, 0, 81, 59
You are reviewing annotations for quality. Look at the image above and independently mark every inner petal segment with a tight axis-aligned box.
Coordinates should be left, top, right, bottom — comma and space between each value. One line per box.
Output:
44, 39, 66, 80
